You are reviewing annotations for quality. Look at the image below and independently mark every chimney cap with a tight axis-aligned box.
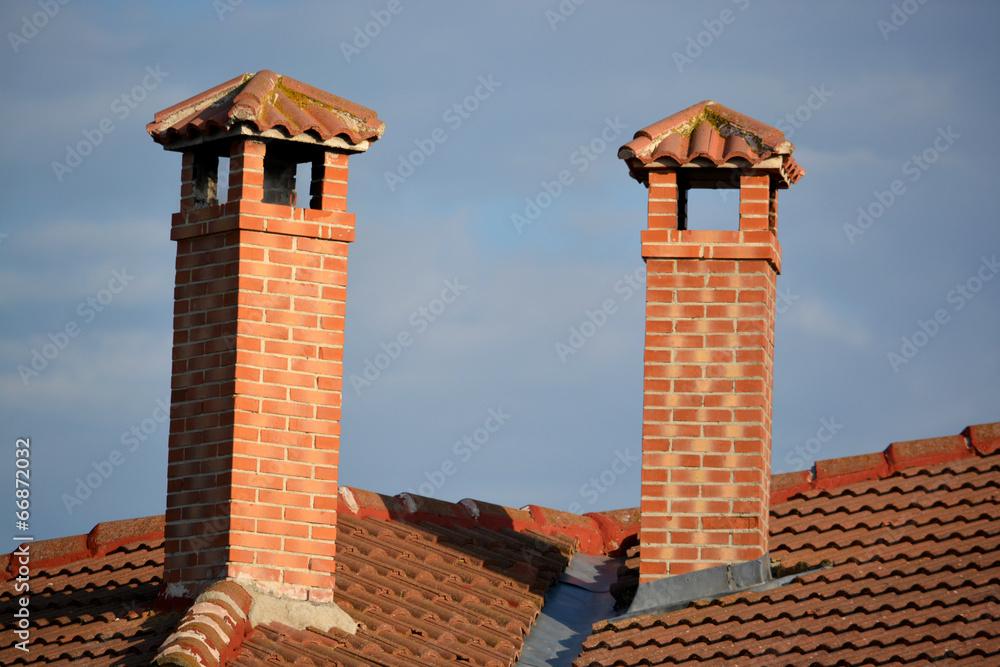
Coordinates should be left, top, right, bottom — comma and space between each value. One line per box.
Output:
619, 100, 804, 188
147, 69, 385, 153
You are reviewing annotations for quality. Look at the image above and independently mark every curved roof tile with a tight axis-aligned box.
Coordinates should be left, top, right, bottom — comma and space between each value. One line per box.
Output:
620, 100, 803, 186
147, 70, 384, 151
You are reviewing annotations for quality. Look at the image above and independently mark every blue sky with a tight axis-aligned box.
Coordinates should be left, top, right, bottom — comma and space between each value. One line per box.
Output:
1, 1, 997, 541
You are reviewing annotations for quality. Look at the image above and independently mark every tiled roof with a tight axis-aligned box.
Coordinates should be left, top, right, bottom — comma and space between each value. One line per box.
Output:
0, 516, 176, 666
5, 422, 998, 666
618, 100, 804, 187
233, 514, 574, 666
217, 491, 639, 667
576, 422, 1000, 666
147, 70, 385, 150
0, 490, 636, 667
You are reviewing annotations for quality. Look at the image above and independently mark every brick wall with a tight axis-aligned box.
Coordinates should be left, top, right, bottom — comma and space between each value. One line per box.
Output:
639, 172, 780, 582
164, 138, 353, 603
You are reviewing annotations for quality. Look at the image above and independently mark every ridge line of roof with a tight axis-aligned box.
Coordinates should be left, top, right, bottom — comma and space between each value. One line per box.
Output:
151, 580, 253, 667
337, 488, 639, 557
0, 514, 164, 583
771, 421, 1000, 504
6, 421, 995, 585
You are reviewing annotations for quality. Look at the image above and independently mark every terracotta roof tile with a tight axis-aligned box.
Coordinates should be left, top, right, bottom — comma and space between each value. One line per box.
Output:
8, 421, 999, 666
230, 513, 576, 666
619, 100, 804, 187
0, 517, 176, 667
147, 70, 384, 151
576, 424, 1000, 667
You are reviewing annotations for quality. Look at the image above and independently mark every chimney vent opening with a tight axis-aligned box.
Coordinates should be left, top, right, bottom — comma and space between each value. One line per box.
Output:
681, 185, 740, 231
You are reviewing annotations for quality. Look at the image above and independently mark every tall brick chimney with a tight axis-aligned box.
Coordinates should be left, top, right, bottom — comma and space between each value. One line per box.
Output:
147, 71, 383, 603
618, 101, 803, 583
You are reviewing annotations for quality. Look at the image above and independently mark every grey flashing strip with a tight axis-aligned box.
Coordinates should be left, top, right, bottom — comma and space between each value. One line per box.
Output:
515, 553, 623, 667
625, 553, 772, 618
617, 554, 829, 622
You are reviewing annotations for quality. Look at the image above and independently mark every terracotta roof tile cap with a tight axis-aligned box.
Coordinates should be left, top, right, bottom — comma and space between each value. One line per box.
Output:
965, 421, 1000, 455
620, 100, 803, 187
622, 100, 792, 161
148, 70, 384, 150
152, 580, 252, 667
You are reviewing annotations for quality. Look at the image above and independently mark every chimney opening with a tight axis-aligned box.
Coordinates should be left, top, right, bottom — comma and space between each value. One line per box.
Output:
296, 161, 312, 209
216, 156, 230, 205
263, 151, 298, 206
681, 184, 739, 231
190, 152, 219, 209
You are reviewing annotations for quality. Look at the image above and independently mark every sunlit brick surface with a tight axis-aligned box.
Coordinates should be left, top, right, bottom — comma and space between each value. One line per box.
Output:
639, 173, 781, 582
164, 140, 353, 601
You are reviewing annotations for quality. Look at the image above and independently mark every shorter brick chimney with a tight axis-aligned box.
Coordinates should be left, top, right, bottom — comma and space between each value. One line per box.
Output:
618, 101, 803, 582
147, 71, 383, 603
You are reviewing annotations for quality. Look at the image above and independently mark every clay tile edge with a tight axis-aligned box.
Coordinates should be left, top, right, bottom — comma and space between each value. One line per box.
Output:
1, 514, 165, 583
964, 421, 1000, 455
772, 423, 994, 504
152, 580, 252, 667
337, 485, 636, 556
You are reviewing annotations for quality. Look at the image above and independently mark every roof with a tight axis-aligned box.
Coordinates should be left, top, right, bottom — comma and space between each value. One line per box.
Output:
0, 516, 176, 666
2, 422, 997, 666
618, 100, 804, 187
147, 70, 385, 152
577, 422, 1000, 666
0, 490, 636, 667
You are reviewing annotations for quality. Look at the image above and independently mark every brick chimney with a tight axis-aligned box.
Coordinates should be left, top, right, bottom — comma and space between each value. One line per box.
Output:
618, 101, 804, 582
147, 71, 383, 603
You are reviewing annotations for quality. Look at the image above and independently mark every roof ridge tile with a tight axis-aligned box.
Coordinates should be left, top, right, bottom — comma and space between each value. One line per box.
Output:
151, 580, 252, 667
337, 486, 632, 557
771, 422, 1000, 505
0, 515, 164, 583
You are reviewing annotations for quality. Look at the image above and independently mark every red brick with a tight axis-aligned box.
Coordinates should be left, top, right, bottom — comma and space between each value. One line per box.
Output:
281, 570, 333, 590
702, 515, 761, 531
670, 468, 732, 484
670, 499, 731, 514
284, 507, 336, 525
283, 537, 336, 559
739, 201, 769, 216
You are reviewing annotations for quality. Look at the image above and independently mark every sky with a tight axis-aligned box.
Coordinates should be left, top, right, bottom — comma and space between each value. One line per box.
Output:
1, 1, 998, 542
